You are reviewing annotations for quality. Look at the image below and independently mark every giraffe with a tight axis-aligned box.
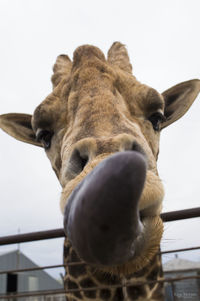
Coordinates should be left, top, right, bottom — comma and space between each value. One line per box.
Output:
0, 42, 200, 301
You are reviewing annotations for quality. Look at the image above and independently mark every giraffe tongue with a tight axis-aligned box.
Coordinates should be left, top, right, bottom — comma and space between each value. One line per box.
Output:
64, 151, 147, 266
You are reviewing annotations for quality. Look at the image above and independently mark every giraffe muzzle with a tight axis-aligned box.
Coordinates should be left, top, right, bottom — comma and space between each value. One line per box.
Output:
64, 151, 147, 266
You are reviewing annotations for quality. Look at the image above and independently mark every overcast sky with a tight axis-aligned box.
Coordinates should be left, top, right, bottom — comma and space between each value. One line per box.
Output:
0, 0, 200, 281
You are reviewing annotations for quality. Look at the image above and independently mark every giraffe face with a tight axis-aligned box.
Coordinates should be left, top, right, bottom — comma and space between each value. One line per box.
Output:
1, 43, 199, 275
32, 45, 165, 273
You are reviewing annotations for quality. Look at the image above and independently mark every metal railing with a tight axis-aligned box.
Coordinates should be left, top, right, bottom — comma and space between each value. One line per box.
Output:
1, 207, 200, 246
0, 206, 200, 299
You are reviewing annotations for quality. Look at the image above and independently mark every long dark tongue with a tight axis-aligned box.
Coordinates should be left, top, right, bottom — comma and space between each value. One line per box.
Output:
64, 151, 147, 266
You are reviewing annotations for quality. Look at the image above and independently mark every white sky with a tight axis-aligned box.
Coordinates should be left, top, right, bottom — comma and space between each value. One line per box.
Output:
0, 0, 200, 280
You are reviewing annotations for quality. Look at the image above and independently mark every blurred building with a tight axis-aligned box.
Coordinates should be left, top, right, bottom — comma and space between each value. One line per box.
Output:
0, 250, 64, 301
164, 255, 200, 301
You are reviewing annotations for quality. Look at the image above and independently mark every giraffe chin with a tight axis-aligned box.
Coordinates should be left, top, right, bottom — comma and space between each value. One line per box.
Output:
64, 151, 148, 267
99, 215, 164, 276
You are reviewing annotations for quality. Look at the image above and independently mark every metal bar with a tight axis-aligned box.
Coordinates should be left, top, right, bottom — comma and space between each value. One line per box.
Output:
0, 275, 200, 299
0, 261, 85, 275
0, 289, 65, 299
2, 244, 200, 275
160, 207, 200, 222
0, 228, 65, 245
1, 244, 200, 275
0, 264, 64, 275
0, 207, 200, 246
161, 245, 200, 255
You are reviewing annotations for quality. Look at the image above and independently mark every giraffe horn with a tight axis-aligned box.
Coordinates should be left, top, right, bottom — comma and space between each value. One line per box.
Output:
107, 42, 132, 74
64, 151, 146, 266
51, 54, 72, 88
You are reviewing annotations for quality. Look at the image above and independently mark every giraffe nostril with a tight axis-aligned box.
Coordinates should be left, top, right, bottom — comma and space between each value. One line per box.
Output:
79, 153, 88, 170
131, 141, 147, 159
68, 149, 89, 176
132, 141, 143, 153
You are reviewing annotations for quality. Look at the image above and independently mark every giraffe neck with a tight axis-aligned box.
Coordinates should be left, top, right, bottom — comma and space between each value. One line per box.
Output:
63, 238, 164, 301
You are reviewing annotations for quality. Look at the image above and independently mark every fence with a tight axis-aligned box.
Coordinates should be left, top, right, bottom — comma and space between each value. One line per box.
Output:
0, 207, 200, 300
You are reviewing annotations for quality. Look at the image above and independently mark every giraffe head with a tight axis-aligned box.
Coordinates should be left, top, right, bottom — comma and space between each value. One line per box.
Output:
1, 42, 199, 275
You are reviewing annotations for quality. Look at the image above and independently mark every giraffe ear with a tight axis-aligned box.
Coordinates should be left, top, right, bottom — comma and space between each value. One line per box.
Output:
0, 113, 42, 147
161, 79, 200, 129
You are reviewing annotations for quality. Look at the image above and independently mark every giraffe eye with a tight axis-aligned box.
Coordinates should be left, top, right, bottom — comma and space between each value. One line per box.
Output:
36, 129, 53, 150
148, 112, 166, 131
